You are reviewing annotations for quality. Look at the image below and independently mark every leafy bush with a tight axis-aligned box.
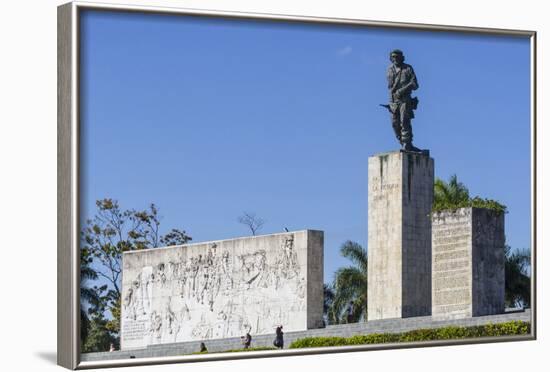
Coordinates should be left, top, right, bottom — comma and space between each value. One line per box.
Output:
432, 175, 507, 214
288, 336, 349, 348
289, 321, 530, 349
432, 197, 507, 214
347, 333, 400, 344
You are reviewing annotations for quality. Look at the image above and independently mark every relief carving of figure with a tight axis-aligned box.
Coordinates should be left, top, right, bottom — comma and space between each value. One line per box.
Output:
164, 300, 178, 337
149, 311, 163, 342
221, 250, 233, 292
141, 267, 154, 315
156, 263, 167, 285
279, 235, 299, 279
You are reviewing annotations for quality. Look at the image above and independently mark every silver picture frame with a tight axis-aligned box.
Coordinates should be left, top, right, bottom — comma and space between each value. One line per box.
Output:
58, 1, 537, 369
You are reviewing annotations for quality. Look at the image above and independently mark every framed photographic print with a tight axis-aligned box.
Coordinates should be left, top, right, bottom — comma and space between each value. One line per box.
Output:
57, 1, 536, 369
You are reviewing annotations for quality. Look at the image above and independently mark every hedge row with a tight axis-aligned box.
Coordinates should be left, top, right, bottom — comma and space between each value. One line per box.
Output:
289, 321, 530, 349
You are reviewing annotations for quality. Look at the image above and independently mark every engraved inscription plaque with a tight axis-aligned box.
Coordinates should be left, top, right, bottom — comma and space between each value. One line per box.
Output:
432, 208, 505, 319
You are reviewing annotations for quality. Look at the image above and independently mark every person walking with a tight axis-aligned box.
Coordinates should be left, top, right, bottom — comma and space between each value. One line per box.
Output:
274, 325, 284, 349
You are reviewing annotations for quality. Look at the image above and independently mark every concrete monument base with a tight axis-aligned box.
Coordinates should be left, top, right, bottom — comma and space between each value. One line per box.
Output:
367, 151, 434, 320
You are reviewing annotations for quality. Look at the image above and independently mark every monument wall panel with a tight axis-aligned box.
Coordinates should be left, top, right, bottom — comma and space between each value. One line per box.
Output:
120, 230, 323, 349
432, 208, 504, 319
432, 208, 473, 319
471, 208, 505, 316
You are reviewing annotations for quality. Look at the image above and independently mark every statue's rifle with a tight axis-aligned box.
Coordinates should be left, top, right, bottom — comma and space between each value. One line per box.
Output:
380, 69, 401, 114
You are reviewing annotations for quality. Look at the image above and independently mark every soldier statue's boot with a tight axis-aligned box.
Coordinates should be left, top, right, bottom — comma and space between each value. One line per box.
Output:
403, 141, 421, 152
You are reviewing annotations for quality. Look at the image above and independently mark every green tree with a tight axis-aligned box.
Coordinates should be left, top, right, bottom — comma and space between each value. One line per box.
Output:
328, 241, 368, 324
81, 198, 192, 351
323, 283, 336, 325
433, 174, 470, 211
80, 243, 104, 348
433, 174, 506, 213
82, 316, 118, 353
505, 245, 531, 308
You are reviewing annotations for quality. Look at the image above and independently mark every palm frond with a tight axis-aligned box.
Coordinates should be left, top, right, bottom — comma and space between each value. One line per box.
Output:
434, 175, 469, 206
340, 241, 368, 273
505, 246, 531, 307
325, 240, 370, 324
331, 265, 368, 323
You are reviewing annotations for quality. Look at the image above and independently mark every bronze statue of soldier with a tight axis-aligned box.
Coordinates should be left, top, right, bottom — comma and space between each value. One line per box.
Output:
382, 49, 421, 152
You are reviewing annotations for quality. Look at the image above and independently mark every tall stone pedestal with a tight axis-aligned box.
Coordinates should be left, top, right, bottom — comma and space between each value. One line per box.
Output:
432, 208, 505, 319
367, 151, 434, 320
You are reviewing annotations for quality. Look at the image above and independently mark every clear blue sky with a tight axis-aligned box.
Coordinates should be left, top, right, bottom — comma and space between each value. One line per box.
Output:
80, 10, 531, 283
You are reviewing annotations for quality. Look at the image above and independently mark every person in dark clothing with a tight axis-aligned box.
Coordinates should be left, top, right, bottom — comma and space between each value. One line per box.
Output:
274, 325, 284, 349
242, 332, 252, 349
346, 301, 354, 323
199, 342, 208, 353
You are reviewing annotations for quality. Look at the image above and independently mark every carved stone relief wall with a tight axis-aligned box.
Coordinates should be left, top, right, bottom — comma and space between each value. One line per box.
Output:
121, 230, 323, 349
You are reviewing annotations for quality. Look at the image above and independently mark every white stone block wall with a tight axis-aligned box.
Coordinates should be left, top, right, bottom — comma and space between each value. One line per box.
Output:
432, 208, 505, 319
367, 151, 434, 320
120, 230, 323, 349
